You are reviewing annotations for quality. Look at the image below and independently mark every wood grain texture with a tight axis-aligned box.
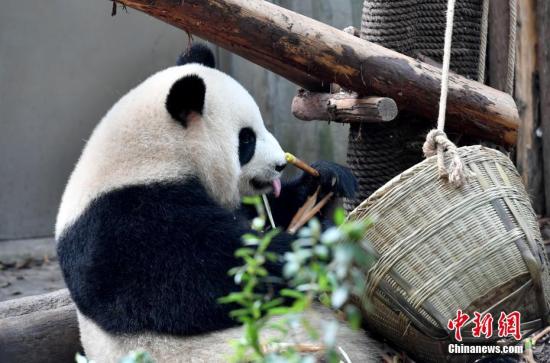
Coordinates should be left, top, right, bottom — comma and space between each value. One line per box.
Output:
291, 90, 398, 122
488, 0, 510, 92
538, 0, 550, 215
0, 289, 81, 363
115, 0, 519, 146
515, 0, 544, 214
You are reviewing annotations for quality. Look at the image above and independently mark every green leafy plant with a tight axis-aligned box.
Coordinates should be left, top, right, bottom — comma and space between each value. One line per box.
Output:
220, 196, 375, 362
76, 351, 154, 363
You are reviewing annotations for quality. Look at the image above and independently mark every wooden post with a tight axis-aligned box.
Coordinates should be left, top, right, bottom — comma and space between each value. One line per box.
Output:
538, 0, 550, 216
488, 0, 510, 92
291, 90, 398, 122
113, 0, 519, 146
515, 0, 545, 214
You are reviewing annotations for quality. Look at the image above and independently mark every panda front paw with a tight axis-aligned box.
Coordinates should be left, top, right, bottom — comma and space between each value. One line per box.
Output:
303, 161, 358, 198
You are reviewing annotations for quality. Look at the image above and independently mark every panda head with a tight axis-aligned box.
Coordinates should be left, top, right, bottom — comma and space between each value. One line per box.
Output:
165, 44, 286, 205
56, 44, 287, 236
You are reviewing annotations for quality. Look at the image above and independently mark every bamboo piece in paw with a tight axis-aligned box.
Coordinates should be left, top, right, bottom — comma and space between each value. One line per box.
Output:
287, 187, 320, 233
288, 191, 334, 234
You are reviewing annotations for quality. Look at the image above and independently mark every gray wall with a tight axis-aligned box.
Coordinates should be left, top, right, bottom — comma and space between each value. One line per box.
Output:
0, 0, 362, 240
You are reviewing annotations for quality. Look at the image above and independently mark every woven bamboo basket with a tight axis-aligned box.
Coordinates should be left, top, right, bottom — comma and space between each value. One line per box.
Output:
348, 145, 550, 362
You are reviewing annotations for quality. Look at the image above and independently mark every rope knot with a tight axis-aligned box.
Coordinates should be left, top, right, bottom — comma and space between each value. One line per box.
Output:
422, 129, 466, 188
422, 129, 447, 157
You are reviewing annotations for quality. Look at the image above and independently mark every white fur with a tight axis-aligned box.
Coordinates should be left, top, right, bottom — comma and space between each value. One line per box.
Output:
55, 64, 285, 238
78, 305, 383, 363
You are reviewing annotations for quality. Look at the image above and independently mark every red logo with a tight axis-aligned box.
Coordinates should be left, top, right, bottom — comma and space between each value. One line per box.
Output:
447, 310, 522, 341
497, 311, 522, 340
472, 312, 494, 338
447, 309, 470, 341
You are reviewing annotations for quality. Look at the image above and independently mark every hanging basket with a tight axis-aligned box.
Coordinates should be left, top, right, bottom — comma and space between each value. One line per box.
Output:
348, 145, 550, 362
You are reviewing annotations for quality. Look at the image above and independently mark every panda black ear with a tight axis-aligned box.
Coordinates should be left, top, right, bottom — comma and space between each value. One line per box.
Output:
165, 75, 206, 127
176, 43, 215, 68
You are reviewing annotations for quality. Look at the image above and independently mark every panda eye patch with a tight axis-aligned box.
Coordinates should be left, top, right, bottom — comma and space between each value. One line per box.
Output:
238, 127, 256, 166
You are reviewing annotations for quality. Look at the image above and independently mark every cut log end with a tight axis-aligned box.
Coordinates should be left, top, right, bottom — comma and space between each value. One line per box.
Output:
375, 97, 399, 121
291, 90, 398, 123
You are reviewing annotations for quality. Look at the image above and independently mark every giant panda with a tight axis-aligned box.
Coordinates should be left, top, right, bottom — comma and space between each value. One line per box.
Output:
56, 44, 383, 362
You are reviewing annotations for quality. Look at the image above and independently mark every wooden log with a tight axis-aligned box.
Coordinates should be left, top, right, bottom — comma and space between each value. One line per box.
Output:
291, 90, 398, 122
488, 0, 511, 92
114, 0, 520, 146
538, 0, 550, 216
515, 0, 544, 214
0, 289, 81, 363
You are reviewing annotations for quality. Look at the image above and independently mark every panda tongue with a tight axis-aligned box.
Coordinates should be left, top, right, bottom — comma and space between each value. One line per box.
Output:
272, 178, 282, 198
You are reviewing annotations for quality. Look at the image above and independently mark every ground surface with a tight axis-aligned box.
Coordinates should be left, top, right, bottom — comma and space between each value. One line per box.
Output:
0, 237, 65, 302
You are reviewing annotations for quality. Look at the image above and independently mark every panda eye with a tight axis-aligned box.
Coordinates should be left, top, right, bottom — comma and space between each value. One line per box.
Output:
238, 127, 256, 166
240, 128, 254, 144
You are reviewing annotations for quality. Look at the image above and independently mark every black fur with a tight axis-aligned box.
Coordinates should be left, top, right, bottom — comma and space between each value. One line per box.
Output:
165, 75, 205, 127
238, 127, 256, 165
57, 163, 356, 336
176, 44, 215, 68
57, 179, 294, 335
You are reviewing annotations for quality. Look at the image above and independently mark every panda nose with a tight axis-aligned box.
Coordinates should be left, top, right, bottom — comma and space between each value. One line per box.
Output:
275, 163, 287, 172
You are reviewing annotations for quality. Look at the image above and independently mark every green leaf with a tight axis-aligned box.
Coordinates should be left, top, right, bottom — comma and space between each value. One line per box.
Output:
280, 289, 305, 299
242, 195, 262, 205
297, 227, 312, 238
251, 217, 265, 231
268, 306, 291, 316
314, 244, 329, 259
264, 251, 279, 262
118, 351, 155, 363
75, 353, 91, 363
218, 294, 242, 305
345, 305, 362, 330
229, 308, 251, 318
319, 293, 331, 307
234, 248, 254, 257
320, 227, 341, 245
261, 297, 285, 311
308, 218, 321, 237
331, 286, 349, 309
283, 261, 300, 278
333, 208, 346, 226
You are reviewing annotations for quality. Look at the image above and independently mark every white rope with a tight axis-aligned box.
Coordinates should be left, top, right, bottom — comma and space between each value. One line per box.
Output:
506, 0, 518, 94
477, 0, 489, 83
422, 0, 465, 188
436, 0, 456, 130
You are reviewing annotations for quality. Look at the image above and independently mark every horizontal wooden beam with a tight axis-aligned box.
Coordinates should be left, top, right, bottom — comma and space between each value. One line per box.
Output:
292, 90, 398, 122
115, 0, 520, 146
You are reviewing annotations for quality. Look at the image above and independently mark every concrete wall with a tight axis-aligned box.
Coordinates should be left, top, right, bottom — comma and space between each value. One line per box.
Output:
0, 0, 362, 240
